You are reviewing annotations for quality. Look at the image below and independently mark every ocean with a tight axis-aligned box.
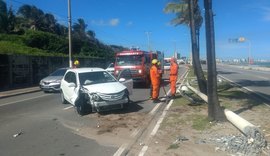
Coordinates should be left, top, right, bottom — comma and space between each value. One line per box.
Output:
252, 62, 270, 68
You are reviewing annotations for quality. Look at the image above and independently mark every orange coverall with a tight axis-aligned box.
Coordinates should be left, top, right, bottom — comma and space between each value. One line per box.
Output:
169, 60, 178, 96
150, 65, 161, 100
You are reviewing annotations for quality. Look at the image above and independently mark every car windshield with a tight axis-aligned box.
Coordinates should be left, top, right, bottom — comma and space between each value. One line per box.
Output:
79, 71, 116, 85
116, 55, 143, 66
50, 68, 67, 76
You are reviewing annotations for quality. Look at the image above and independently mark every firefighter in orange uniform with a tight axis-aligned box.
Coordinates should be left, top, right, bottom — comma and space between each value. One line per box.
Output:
169, 57, 178, 98
150, 59, 161, 103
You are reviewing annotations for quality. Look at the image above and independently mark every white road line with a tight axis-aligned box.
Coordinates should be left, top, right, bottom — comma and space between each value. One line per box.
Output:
149, 103, 161, 115
138, 146, 148, 156
0, 94, 50, 107
63, 106, 73, 110
113, 143, 127, 156
150, 100, 173, 136
130, 128, 141, 138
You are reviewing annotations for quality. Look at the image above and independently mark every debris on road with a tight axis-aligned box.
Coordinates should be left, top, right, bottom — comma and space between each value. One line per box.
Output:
209, 132, 268, 156
13, 131, 23, 138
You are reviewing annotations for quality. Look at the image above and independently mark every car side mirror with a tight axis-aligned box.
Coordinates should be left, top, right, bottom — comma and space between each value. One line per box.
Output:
68, 82, 76, 87
118, 78, 126, 82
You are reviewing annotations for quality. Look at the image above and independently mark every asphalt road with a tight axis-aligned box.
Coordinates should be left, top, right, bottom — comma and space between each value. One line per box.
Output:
0, 65, 188, 156
217, 64, 270, 102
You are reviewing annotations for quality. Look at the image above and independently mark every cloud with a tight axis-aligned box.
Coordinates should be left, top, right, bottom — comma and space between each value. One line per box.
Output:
261, 6, 270, 21
90, 18, 120, 26
126, 21, 133, 26
109, 18, 120, 26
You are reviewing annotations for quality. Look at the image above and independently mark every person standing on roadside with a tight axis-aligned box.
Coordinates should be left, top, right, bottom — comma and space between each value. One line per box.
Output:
73, 59, 80, 68
150, 59, 161, 103
169, 57, 178, 98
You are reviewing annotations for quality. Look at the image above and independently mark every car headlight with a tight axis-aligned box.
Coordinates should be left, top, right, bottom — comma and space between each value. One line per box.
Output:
91, 93, 100, 101
54, 79, 61, 83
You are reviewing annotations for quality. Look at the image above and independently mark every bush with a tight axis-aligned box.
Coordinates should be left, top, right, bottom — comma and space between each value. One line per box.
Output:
24, 30, 68, 53
0, 41, 65, 56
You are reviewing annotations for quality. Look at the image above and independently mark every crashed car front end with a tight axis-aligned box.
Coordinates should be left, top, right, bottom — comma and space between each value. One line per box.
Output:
82, 88, 129, 112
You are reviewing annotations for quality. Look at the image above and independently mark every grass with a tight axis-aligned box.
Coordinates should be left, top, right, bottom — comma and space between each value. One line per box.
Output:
190, 114, 212, 131
167, 144, 179, 150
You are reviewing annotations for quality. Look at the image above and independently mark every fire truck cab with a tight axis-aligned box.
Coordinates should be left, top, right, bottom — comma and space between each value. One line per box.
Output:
114, 49, 162, 87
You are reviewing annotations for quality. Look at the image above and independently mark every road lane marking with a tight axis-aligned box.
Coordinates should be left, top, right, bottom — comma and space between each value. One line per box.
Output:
149, 103, 161, 115
219, 75, 270, 107
113, 143, 127, 156
0, 94, 50, 107
63, 106, 73, 110
138, 146, 148, 156
130, 128, 141, 138
150, 99, 173, 136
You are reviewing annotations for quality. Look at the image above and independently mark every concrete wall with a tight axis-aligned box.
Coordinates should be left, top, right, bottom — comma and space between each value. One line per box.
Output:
0, 54, 111, 90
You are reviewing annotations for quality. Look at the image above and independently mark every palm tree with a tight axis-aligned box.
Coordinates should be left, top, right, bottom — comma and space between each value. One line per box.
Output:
204, 0, 225, 121
73, 18, 87, 39
164, 0, 207, 94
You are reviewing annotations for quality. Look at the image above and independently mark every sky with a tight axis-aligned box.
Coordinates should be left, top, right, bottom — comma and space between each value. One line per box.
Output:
6, 0, 270, 60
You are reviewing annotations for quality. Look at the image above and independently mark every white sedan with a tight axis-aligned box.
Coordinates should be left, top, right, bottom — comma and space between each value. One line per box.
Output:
60, 67, 133, 115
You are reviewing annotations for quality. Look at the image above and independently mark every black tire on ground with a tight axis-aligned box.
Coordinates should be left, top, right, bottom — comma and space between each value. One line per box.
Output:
123, 96, 130, 109
76, 98, 92, 115
76, 104, 85, 115
60, 90, 68, 104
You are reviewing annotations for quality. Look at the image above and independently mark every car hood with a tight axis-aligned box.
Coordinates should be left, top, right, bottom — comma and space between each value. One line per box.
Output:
41, 76, 63, 82
106, 67, 114, 71
82, 82, 126, 94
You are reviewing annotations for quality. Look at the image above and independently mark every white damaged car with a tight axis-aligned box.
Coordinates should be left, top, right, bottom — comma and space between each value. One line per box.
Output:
60, 67, 133, 115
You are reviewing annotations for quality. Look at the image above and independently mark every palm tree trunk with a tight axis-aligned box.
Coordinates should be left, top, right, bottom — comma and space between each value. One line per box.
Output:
204, 0, 225, 121
189, 0, 207, 94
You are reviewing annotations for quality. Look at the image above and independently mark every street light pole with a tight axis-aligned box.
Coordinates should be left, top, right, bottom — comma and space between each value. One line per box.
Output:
68, 0, 72, 68
145, 31, 151, 51
238, 37, 252, 65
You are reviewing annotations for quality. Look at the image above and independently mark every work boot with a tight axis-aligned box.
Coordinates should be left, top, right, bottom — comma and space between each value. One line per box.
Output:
152, 99, 160, 103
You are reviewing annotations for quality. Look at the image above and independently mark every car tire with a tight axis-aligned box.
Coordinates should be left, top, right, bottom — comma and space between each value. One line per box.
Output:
123, 95, 130, 109
60, 90, 68, 104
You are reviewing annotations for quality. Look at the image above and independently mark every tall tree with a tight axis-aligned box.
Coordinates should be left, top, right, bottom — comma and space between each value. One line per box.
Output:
73, 18, 87, 38
164, 0, 207, 94
0, 0, 8, 33
17, 4, 45, 30
204, 0, 225, 121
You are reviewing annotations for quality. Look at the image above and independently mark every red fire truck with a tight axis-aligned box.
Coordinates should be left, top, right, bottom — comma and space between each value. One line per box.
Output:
114, 49, 163, 87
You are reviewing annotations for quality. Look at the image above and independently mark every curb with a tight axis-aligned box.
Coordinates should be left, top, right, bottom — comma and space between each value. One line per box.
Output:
0, 86, 41, 99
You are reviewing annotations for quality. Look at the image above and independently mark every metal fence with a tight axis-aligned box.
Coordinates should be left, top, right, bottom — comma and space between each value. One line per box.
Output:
0, 54, 110, 91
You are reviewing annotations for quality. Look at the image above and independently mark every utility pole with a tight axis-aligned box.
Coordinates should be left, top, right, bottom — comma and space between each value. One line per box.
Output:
68, 0, 72, 68
145, 31, 151, 51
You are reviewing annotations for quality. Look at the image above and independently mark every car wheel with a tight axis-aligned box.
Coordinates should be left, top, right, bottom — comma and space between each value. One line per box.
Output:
75, 97, 91, 115
60, 91, 68, 104
123, 95, 130, 109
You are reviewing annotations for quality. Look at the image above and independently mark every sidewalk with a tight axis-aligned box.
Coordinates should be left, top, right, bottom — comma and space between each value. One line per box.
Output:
0, 86, 41, 99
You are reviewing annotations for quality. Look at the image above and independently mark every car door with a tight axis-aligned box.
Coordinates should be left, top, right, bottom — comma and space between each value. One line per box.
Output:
117, 69, 133, 95
62, 71, 79, 105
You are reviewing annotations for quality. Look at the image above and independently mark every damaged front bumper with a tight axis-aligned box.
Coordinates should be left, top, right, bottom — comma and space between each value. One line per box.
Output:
92, 97, 129, 112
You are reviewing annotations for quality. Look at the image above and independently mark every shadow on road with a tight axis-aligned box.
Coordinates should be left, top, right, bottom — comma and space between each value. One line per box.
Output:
217, 71, 239, 75
234, 79, 270, 87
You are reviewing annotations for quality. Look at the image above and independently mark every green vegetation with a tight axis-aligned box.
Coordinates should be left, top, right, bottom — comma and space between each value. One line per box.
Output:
167, 144, 179, 150
0, 0, 126, 57
190, 114, 211, 131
